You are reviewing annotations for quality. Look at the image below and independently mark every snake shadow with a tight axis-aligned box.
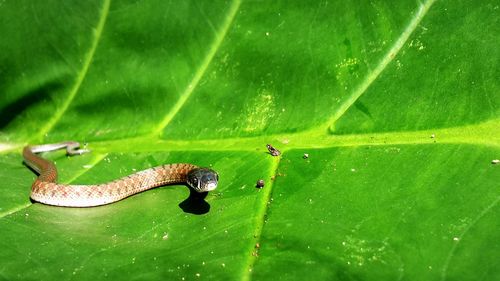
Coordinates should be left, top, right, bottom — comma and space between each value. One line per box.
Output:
178, 188, 210, 215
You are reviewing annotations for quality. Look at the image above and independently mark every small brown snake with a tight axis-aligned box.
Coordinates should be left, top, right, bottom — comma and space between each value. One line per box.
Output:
23, 141, 219, 207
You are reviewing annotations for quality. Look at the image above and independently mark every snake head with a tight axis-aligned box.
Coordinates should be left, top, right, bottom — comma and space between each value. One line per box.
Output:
187, 167, 219, 193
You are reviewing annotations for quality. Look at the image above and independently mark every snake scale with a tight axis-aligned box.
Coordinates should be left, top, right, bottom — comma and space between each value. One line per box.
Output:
23, 142, 219, 207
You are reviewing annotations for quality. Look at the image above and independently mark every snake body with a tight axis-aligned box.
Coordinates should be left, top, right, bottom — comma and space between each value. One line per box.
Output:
23, 142, 219, 207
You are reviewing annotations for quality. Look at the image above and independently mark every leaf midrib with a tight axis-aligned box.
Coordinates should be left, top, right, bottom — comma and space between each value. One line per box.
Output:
1, 118, 499, 155
81, 118, 500, 153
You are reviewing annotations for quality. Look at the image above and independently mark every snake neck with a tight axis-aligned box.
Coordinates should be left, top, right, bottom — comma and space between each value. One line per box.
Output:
23, 146, 58, 182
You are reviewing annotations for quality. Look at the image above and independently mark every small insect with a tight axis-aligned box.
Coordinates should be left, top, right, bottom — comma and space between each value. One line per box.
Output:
256, 179, 265, 189
492, 159, 500, 164
303, 153, 309, 159
266, 144, 281, 156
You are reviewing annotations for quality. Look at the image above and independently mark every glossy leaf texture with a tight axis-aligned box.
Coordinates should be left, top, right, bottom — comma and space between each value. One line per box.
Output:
0, 0, 499, 280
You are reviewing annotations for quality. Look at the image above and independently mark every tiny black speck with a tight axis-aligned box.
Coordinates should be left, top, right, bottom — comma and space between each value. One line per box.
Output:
256, 179, 265, 188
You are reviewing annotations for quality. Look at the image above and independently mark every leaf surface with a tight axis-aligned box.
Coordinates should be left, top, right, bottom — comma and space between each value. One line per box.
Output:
0, 0, 498, 280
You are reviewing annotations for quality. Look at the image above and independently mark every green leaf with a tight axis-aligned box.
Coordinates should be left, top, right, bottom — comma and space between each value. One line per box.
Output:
0, 0, 498, 280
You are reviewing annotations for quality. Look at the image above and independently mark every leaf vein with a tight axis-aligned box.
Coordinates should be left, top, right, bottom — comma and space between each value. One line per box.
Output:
36, 0, 111, 141
322, 0, 437, 131
440, 196, 500, 280
63, 153, 109, 185
241, 156, 281, 281
0, 202, 32, 220
152, 0, 242, 136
